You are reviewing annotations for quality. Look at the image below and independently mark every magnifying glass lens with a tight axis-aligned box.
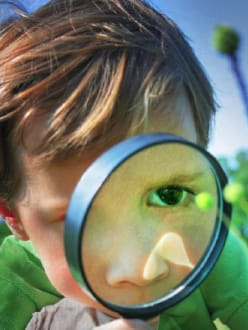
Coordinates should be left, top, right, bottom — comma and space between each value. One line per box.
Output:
65, 134, 229, 318
82, 144, 219, 305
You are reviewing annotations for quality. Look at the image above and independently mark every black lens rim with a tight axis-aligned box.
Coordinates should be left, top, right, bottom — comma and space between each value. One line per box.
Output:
64, 133, 231, 319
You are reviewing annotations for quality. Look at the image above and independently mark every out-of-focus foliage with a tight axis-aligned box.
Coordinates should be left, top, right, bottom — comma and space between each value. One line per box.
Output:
213, 25, 240, 55
212, 25, 248, 120
213, 24, 248, 243
219, 150, 248, 241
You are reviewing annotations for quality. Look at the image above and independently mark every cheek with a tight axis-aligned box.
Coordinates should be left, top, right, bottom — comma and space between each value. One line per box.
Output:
18, 213, 97, 307
176, 212, 217, 263
32, 225, 79, 295
44, 254, 120, 317
44, 255, 79, 294
39, 230, 105, 310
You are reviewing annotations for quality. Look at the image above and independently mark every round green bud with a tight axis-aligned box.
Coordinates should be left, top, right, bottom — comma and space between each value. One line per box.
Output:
195, 192, 214, 211
213, 25, 240, 55
224, 182, 245, 203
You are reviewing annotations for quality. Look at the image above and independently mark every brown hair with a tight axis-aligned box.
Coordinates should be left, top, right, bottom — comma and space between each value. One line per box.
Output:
0, 0, 216, 201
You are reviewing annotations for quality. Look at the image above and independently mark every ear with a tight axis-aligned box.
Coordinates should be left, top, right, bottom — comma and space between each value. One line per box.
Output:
0, 199, 29, 240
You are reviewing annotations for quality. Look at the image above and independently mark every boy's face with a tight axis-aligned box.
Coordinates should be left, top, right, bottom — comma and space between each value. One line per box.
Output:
12, 93, 209, 315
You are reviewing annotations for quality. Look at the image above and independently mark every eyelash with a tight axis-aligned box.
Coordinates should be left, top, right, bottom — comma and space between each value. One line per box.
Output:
146, 185, 196, 208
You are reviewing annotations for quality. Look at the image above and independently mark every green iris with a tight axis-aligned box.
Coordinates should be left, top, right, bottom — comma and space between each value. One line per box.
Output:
148, 186, 193, 207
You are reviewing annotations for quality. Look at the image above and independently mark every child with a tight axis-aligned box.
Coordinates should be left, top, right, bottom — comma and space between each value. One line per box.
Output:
0, 0, 247, 329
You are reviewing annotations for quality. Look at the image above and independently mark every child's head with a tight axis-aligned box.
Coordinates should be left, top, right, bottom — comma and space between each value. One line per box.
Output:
0, 0, 216, 315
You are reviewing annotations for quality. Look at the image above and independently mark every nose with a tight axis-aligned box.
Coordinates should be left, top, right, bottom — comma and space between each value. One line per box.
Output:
106, 249, 170, 287
106, 232, 193, 287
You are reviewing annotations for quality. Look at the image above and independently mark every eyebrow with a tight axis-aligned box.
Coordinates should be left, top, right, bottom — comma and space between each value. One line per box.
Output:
146, 170, 213, 189
148, 169, 210, 181
167, 171, 212, 184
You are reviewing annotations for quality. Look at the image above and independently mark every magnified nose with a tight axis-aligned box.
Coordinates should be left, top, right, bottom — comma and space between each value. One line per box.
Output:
106, 258, 168, 287
106, 249, 169, 287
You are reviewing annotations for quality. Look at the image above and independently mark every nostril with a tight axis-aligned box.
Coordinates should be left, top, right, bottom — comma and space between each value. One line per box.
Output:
114, 280, 132, 287
106, 266, 136, 287
106, 263, 156, 287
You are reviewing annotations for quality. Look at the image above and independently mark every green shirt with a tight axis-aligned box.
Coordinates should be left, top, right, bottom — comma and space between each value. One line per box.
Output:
0, 236, 62, 329
0, 231, 247, 329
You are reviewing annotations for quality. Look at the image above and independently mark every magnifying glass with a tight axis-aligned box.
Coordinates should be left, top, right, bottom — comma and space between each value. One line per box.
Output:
65, 133, 231, 319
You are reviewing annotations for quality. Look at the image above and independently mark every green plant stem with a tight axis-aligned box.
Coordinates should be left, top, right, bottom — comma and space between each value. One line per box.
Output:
229, 54, 248, 120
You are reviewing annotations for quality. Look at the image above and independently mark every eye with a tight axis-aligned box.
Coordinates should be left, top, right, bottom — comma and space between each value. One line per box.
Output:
147, 186, 195, 208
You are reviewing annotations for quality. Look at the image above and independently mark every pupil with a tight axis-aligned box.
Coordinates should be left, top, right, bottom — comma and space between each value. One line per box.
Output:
157, 187, 183, 205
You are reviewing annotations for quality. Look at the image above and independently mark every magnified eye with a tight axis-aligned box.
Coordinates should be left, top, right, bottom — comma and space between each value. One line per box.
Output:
147, 186, 195, 207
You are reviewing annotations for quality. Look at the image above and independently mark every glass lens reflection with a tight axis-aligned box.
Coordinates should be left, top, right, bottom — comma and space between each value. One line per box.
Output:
81, 143, 219, 306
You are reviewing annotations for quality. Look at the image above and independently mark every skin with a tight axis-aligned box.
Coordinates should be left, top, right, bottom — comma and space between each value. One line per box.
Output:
3, 93, 216, 329
83, 143, 217, 305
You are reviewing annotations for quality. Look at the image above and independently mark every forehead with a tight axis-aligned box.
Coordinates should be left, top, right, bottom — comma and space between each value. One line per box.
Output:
20, 90, 197, 157
17, 91, 198, 200
96, 143, 214, 190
